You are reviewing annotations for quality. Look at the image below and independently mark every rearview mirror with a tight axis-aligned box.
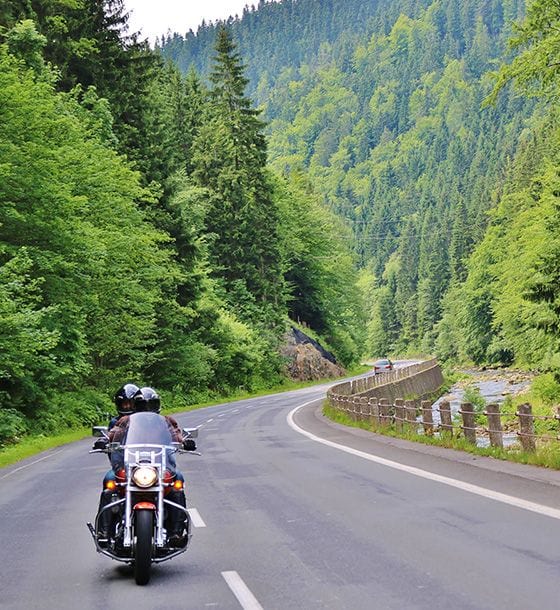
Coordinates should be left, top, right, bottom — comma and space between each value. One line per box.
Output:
182, 427, 198, 439
92, 425, 109, 438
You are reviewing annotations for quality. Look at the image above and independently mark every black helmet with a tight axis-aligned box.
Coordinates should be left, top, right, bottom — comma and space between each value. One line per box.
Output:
114, 383, 140, 415
133, 387, 161, 413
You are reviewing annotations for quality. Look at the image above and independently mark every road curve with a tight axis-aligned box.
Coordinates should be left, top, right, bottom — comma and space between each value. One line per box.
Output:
2, 380, 560, 609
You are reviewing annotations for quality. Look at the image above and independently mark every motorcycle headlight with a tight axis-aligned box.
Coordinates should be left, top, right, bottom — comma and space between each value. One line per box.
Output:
132, 466, 158, 488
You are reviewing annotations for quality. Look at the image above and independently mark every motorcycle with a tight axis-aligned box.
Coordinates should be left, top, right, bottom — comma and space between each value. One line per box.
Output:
87, 411, 199, 585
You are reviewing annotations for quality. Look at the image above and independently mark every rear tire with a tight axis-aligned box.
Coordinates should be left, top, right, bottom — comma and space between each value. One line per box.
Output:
134, 510, 153, 585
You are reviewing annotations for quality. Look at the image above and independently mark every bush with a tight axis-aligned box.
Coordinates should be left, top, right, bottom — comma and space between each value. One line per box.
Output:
531, 373, 560, 406
0, 408, 28, 446
31, 389, 109, 435
463, 384, 486, 411
463, 385, 486, 425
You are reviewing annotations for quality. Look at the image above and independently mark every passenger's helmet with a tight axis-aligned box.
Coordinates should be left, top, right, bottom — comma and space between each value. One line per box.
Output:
114, 383, 140, 415
133, 387, 161, 413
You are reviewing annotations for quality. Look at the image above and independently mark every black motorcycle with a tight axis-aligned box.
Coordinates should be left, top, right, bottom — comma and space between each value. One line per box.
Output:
87, 411, 198, 585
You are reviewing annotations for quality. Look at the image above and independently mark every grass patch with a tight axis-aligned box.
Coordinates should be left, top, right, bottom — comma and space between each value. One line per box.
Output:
0, 428, 90, 469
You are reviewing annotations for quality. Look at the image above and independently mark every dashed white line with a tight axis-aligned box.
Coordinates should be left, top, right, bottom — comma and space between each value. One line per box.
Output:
222, 571, 263, 610
287, 400, 560, 521
188, 508, 207, 528
207, 418, 214, 423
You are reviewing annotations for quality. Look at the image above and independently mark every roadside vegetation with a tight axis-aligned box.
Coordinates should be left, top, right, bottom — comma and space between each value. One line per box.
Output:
324, 369, 560, 470
324, 401, 560, 470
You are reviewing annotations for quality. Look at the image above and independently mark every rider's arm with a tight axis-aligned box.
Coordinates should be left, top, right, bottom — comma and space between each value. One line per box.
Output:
165, 416, 183, 444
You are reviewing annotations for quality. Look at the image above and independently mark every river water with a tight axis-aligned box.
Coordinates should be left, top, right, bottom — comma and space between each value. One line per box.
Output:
431, 369, 533, 447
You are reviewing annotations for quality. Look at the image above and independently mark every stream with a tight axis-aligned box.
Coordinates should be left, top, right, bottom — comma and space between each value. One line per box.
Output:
431, 369, 534, 447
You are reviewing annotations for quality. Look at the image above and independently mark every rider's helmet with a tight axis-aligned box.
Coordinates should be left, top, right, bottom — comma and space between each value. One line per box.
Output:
133, 387, 161, 414
114, 383, 140, 416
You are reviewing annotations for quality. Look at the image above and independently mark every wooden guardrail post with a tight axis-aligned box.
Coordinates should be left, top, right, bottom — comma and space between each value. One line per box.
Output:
485, 403, 503, 448
404, 399, 416, 433
354, 398, 362, 422
379, 398, 391, 428
421, 400, 434, 436
517, 403, 536, 452
369, 397, 379, 428
460, 402, 477, 444
394, 399, 405, 433
352, 397, 360, 422
359, 397, 370, 422
439, 400, 453, 437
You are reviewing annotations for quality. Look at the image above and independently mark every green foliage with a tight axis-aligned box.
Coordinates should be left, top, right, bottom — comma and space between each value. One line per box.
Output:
5, 18, 48, 73
32, 389, 108, 435
0, 5, 366, 451
274, 171, 365, 364
463, 384, 486, 413
531, 373, 560, 406
486, 0, 560, 103
190, 28, 286, 327
0, 409, 28, 447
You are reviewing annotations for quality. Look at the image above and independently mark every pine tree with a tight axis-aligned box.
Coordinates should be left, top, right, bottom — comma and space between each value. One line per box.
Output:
191, 27, 285, 326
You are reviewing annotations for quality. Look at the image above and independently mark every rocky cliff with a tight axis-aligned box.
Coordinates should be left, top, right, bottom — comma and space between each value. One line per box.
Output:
281, 327, 345, 381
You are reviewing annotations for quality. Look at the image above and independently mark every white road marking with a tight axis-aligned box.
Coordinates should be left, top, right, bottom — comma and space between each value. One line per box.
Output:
232, 409, 239, 413
287, 400, 560, 521
222, 571, 264, 610
207, 418, 214, 423
188, 508, 207, 528
0, 449, 65, 480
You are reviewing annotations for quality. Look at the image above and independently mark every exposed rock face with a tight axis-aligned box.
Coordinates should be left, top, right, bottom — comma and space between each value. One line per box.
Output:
281, 326, 345, 381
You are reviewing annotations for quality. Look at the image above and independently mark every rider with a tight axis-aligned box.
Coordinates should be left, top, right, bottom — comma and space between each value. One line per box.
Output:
96, 386, 191, 547
94, 383, 138, 544
110, 383, 139, 429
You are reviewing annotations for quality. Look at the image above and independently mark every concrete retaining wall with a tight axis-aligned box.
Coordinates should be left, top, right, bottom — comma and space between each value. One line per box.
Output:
328, 359, 444, 404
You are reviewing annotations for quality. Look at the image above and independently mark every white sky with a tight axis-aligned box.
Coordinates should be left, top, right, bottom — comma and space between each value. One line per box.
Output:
124, 1, 269, 43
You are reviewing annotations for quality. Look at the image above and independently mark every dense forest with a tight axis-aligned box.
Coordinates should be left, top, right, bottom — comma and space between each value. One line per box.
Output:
0, 1, 364, 445
4, 0, 560, 446
162, 0, 560, 375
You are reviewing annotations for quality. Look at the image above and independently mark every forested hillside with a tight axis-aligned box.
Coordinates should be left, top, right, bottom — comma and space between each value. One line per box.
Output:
0, 2, 364, 445
5, 0, 560, 447
162, 0, 560, 376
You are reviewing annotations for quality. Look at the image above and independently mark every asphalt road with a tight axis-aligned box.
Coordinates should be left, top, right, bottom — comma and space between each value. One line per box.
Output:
2, 377, 560, 609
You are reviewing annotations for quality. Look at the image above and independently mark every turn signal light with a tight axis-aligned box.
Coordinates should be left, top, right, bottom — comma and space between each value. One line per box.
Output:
105, 480, 117, 490
173, 480, 183, 491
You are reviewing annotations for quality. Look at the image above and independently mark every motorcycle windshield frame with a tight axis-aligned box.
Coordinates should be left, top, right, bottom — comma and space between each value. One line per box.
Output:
123, 412, 173, 446
111, 412, 177, 471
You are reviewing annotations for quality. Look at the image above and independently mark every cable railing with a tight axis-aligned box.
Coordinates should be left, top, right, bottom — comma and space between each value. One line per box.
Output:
328, 395, 554, 452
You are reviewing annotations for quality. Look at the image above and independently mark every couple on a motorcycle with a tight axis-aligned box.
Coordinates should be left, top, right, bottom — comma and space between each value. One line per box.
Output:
95, 384, 192, 548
